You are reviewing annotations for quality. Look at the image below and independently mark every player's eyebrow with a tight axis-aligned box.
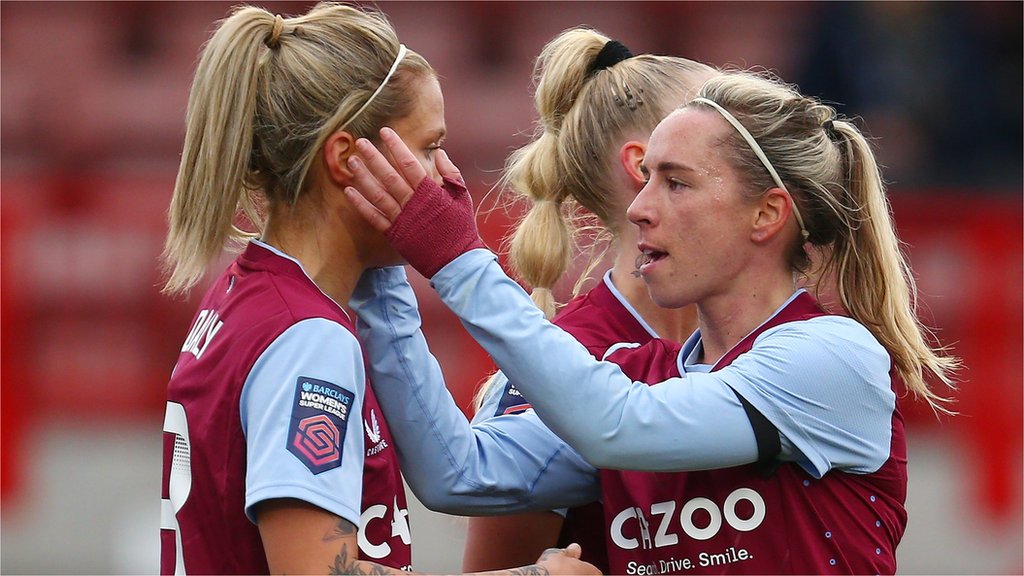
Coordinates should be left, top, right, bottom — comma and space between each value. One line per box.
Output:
655, 161, 696, 174
640, 160, 697, 176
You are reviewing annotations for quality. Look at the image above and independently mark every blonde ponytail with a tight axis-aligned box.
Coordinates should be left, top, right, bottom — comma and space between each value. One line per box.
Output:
828, 121, 959, 412
502, 28, 714, 308
475, 27, 714, 412
161, 2, 433, 296
508, 195, 572, 319
162, 7, 271, 295
696, 71, 958, 415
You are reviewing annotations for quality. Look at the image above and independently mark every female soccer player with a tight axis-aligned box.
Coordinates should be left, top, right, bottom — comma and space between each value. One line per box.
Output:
463, 29, 713, 572
344, 70, 958, 574
159, 3, 597, 575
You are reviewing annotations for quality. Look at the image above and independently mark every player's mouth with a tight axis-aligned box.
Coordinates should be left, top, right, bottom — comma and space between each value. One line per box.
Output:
634, 244, 668, 277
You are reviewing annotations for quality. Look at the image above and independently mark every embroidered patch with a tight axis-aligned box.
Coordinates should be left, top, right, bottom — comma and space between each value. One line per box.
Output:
287, 376, 355, 474
495, 382, 532, 416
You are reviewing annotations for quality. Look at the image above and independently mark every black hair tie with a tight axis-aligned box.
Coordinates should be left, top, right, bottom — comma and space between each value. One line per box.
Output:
588, 40, 634, 76
824, 119, 839, 140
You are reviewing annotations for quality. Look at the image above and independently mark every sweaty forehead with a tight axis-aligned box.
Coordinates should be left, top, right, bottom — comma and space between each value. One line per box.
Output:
646, 108, 731, 167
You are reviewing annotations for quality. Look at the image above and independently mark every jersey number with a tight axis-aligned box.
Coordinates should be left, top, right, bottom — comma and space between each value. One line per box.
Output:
162, 401, 191, 575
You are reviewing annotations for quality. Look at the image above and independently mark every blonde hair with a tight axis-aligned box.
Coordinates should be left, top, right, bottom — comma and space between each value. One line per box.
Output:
504, 27, 715, 318
475, 28, 714, 411
693, 71, 959, 413
162, 2, 432, 295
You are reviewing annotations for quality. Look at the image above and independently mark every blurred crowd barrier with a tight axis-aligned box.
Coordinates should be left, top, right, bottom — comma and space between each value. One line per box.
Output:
1, 1, 1021, 573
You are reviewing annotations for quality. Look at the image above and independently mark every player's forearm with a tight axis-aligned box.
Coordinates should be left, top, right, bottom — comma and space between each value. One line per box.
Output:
430, 250, 760, 471
428, 250, 638, 465
351, 267, 526, 509
351, 267, 598, 513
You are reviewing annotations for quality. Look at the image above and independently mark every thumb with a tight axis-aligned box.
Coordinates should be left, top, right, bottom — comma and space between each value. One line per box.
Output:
563, 543, 582, 559
436, 149, 464, 186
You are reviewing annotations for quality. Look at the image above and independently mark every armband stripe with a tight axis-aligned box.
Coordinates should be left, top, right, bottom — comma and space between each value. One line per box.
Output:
731, 387, 781, 473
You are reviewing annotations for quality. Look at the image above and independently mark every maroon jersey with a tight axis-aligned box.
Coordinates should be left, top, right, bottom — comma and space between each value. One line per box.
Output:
160, 242, 411, 574
601, 292, 907, 574
554, 274, 662, 573
488, 273, 660, 573
553, 273, 660, 360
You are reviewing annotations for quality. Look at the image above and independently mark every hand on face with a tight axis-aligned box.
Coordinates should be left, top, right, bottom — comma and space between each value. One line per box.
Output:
344, 127, 463, 227
344, 127, 482, 278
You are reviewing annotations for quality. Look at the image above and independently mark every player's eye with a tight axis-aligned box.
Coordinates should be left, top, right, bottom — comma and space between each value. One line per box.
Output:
424, 139, 444, 160
667, 177, 688, 191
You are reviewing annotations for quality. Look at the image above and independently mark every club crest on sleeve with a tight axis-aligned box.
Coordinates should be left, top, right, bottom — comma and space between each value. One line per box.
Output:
495, 382, 532, 416
287, 376, 355, 474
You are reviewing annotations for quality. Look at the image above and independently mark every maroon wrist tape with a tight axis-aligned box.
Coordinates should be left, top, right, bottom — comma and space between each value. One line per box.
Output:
385, 176, 485, 278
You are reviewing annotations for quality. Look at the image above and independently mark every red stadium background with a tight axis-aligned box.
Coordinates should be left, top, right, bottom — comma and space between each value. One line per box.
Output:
2, 2, 1020, 573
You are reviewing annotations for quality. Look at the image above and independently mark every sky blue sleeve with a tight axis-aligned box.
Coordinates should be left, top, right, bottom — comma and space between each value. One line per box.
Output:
431, 251, 895, 477
429, 250, 759, 472
704, 317, 896, 477
240, 319, 365, 526
350, 267, 600, 515
471, 372, 572, 519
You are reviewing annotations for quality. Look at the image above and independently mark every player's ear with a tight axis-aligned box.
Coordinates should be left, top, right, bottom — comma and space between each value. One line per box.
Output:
323, 130, 357, 185
751, 187, 791, 243
619, 141, 647, 188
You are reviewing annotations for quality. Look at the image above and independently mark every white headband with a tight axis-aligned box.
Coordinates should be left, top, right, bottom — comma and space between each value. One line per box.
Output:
340, 44, 408, 129
691, 97, 810, 241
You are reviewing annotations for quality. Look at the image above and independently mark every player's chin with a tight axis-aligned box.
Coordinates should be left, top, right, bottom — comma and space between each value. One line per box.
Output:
644, 281, 675, 308
646, 277, 691, 310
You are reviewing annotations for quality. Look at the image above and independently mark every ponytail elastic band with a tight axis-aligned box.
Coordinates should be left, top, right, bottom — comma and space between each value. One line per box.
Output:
588, 40, 634, 76
823, 119, 839, 140
266, 14, 285, 49
340, 44, 407, 129
691, 97, 810, 241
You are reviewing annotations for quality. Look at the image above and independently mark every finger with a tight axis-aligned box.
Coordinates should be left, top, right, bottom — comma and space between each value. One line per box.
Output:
344, 186, 394, 233
435, 149, 465, 185
347, 153, 403, 221
379, 127, 429, 189
563, 543, 582, 559
354, 137, 416, 208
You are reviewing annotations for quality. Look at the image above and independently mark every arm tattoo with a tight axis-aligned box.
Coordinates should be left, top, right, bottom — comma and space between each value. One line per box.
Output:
506, 567, 548, 576
508, 551, 553, 576
328, 545, 391, 575
504, 548, 559, 576
323, 518, 358, 543
328, 542, 353, 575
324, 519, 391, 575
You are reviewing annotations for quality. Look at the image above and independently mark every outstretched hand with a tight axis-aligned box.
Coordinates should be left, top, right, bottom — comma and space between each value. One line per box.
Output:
345, 127, 483, 278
